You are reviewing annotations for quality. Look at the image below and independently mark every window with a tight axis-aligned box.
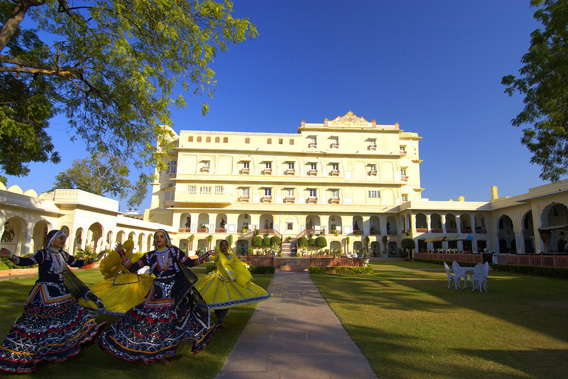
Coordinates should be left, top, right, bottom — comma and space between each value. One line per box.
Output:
331, 163, 339, 171
309, 136, 317, 147
241, 187, 249, 196
206, 136, 211, 143
245, 137, 250, 144
370, 165, 377, 171
289, 139, 294, 145
402, 194, 408, 202
188, 185, 196, 195
287, 222, 293, 230
401, 169, 406, 176
165, 191, 175, 201
267, 138, 272, 144
310, 163, 317, 170
214, 185, 224, 195
264, 188, 272, 197
368, 190, 380, 198
400, 146, 406, 153
369, 139, 377, 150
203, 161, 210, 168
215, 137, 220, 143
188, 136, 193, 142
243, 161, 250, 169
200, 186, 211, 195
201, 161, 210, 172
288, 162, 294, 170
331, 137, 339, 148
167, 160, 177, 174
197, 136, 202, 142
286, 188, 294, 197
331, 189, 339, 198
223, 137, 228, 143
279, 139, 283, 144
265, 162, 272, 169
309, 189, 317, 197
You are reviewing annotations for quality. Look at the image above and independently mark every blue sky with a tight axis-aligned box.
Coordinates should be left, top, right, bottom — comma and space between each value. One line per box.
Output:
5, 0, 553, 210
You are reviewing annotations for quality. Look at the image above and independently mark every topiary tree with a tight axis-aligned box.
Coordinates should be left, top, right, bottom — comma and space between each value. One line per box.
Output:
189, 234, 195, 251
226, 234, 233, 250
346, 236, 350, 254
308, 237, 316, 255
298, 237, 308, 254
262, 236, 271, 248
270, 236, 281, 253
251, 235, 263, 254
382, 235, 388, 251
207, 235, 213, 250
401, 238, 416, 261
315, 236, 327, 254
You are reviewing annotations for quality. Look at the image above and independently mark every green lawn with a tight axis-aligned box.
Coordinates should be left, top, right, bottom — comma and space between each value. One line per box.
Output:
311, 262, 568, 378
0, 268, 273, 378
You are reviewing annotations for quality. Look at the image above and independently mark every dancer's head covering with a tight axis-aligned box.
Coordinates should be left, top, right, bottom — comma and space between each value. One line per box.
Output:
46, 230, 66, 249
154, 229, 172, 248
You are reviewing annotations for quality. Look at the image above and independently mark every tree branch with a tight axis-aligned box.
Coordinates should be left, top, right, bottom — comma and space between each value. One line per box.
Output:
0, 0, 47, 52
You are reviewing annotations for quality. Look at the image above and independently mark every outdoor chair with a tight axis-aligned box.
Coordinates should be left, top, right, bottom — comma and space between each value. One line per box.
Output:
483, 262, 490, 290
452, 261, 467, 289
471, 263, 488, 292
443, 262, 457, 289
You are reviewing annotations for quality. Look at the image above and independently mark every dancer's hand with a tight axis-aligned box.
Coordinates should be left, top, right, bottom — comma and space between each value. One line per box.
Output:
115, 243, 126, 259
0, 247, 11, 258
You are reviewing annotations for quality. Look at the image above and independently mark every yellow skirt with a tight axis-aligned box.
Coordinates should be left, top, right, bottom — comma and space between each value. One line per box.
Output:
195, 271, 271, 309
90, 273, 154, 314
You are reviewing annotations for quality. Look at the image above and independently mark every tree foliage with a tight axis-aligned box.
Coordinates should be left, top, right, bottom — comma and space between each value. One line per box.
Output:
502, 0, 568, 181
401, 238, 416, 252
0, 0, 257, 181
50, 153, 149, 208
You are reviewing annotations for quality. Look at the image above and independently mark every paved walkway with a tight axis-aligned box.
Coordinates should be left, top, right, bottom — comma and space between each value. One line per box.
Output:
216, 271, 377, 379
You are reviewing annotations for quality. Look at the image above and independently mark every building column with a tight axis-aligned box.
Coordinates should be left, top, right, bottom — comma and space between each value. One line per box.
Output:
361, 215, 370, 235
208, 213, 218, 233
426, 214, 432, 232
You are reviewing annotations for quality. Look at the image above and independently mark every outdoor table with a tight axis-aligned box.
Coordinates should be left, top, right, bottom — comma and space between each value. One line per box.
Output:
461, 267, 475, 287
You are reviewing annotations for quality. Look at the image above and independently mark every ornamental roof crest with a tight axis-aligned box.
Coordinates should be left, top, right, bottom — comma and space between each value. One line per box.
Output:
328, 111, 372, 127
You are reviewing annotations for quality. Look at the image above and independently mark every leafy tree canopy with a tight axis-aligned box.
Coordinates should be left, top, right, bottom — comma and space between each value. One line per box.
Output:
502, 0, 568, 181
50, 153, 149, 208
0, 0, 256, 181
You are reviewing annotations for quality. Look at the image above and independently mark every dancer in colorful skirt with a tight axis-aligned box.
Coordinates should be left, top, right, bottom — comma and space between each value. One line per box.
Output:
90, 240, 154, 314
99, 229, 216, 363
0, 230, 106, 374
195, 240, 272, 327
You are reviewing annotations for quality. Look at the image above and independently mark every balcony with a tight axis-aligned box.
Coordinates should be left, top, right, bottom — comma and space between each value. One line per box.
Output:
215, 228, 226, 233
241, 168, 250, 174
262, 168, 272, 175
197, 227, 208, 233
308, 169, 318, 176
475, 228, 487, 234
330, 143, 339, 148
446, 229, 458, 233
201, 166, 210, 172
308, 197, 318, 203
368, 145, 377, 150
369, 170, 377, 176
284, 196, 295, 203
431, 228, 443, 233
178, 228, 191, 233
461, 228, 472, 233
400, 150, 407, 155
329, 197, 340, 204
262, 196, 272, 202
330, 170, 340, 176
285, 169, 295, 175
416, 228, 428, 233
238, 196, 250, 202
401, 175, 409, 181
308, 143, 317, 148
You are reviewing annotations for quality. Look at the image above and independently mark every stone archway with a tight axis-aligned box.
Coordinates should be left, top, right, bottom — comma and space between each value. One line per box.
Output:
1, 217, 27, 256
32, 220, 50, 252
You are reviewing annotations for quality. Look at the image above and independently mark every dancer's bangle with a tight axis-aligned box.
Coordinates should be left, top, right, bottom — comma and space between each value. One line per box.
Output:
7, 250, 14, 259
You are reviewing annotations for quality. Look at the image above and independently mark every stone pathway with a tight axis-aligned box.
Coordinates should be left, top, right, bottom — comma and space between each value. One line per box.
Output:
216, 271, 377, 379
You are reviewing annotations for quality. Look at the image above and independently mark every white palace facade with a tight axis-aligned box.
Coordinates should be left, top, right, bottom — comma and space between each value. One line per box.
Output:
1, 112, 567, 257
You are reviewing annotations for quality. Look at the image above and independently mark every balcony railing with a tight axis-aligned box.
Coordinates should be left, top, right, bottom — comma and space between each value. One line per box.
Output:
308, 143, 317, 148
262, 168, 272, 175
329, 197, 340, 204
262, 196, 272, 202
201, 166, 210, 172
416, 228, 428, 233
446, 229, 458, 233
285, 169, 295, 175
400, 150, 407, 155
401, 175, 409, 181
369, 170, 377, 176
197, 227, 208, 233
330, 170, 340, 176
308, 197, 318, 203
431, 228, 443, 233
461, 228, 472, 233
475, 228, 487, 234
284, 196, 295, 203
215, 228, 226, 233
330, 143, 339, 148
308, 169, 318, 175
238, 196, 250, 202
178, 228, 191, 233
368, 145, 377, 150
241, 168, 250, 174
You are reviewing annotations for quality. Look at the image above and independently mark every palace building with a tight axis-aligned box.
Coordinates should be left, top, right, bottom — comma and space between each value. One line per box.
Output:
144, 112, 568, 256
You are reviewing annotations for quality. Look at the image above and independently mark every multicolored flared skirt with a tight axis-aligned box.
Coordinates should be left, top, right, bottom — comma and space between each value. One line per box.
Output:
0, 290, 104, 374
99, 301, 216, 363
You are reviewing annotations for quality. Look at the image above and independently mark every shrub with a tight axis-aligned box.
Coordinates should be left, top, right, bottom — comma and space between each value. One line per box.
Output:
298, 237, 308, 248
315, 236, 327, 249
309, 266, 374, 274
270, 236, 281, 246
248, 266, 275, 274
251, 236, 263, 248
247, 247, 254, 255
262, 236, 271, 247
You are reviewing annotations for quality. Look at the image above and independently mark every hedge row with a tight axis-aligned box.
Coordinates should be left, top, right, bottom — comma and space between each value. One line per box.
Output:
205, 264, 275, 275
309, 266, 374, 275
414, 258, 568, 279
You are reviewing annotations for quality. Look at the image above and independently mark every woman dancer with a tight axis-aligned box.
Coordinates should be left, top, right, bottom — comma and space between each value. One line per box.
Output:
90, 240, 154, 314
99, 229, 216, 363
195, 240, 271, 327
0, 230, 105, 374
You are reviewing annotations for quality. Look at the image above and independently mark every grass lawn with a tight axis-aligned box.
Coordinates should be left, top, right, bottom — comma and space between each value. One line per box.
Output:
0, 268, 273, 378
311, 262, 568, 378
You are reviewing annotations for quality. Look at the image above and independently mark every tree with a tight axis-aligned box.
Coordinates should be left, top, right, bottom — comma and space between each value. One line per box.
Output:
0, 0, 257, 182
297, 237, 308, 253
401, 238, 416, 261
50, 153, 148, 208
206, 234, 213, 251
502, 0, 568, 181
315, 236, 327, 253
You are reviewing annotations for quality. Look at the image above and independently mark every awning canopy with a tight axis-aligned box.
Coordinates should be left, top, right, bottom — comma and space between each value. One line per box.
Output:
445, 235, 459, 241
425, 236, 446, 242
457, 234, 474, 240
